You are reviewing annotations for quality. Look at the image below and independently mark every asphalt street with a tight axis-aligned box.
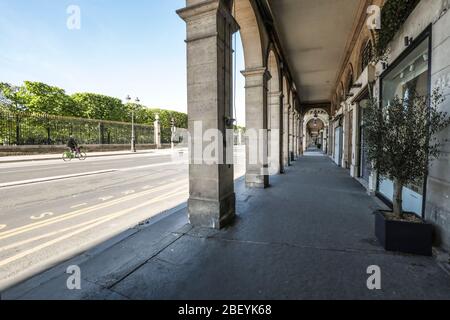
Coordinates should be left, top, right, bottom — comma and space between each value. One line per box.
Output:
0, 146, 246, 290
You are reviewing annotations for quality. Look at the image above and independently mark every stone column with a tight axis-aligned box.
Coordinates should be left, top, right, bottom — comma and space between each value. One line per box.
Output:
342, 107, 350, 168
283, 100, 290, 167
237, 128, 243, 145
293, 111, 297, 159
328, 117, 333, 156
177, 0, 239, 229
242, 67, 270, 188
302, 119, 307, 152
268, 90, 283, 175
154, 114, 161, 149
296, 114, 300, 157
297, 115, 301, 156
350, 104, 360, 178
289, 106, 295, 161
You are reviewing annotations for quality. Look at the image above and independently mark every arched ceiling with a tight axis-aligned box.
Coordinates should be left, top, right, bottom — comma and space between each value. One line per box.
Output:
307, 118, 324, 136
266, 0, 367, 104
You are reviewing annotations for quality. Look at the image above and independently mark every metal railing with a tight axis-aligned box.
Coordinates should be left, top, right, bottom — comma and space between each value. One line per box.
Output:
0, 109, 155, 146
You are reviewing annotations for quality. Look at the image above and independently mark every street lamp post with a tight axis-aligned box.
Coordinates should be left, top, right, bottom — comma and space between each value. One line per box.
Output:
170, 117, 176, 150
125, 95, 137, 153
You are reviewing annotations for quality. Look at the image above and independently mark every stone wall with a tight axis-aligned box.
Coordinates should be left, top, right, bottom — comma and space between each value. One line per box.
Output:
377, 0, 450, 250
0, 144, 171, 156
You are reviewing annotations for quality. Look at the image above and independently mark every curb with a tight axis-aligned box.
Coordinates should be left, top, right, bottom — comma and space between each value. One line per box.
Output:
0, 169, 117, 189
0, 151, 155, 164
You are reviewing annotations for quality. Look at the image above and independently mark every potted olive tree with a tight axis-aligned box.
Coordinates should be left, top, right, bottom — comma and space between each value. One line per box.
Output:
364, 88, 450, 256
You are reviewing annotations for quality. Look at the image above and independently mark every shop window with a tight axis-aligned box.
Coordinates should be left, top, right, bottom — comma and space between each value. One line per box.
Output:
379, 36, 430, 215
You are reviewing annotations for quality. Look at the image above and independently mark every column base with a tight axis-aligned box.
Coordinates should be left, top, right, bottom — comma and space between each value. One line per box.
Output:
188, 193, 236, 230
350, 165, 359, 178
290, 152, 296, 162
245, 173, 269, 188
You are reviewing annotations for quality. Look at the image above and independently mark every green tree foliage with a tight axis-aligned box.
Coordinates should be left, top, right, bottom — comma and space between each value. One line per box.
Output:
0, 82, 27, 111
375, 0, 421, 60
1, 81, 188, 128
72, 93, 127, 122
124, 103, 154, 124
151, 108, 188, 129
364, 88, 450, 217
21, 81, 80, 116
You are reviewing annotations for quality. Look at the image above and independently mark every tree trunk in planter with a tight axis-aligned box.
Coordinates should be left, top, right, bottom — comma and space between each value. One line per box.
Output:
393, 178, 403, 218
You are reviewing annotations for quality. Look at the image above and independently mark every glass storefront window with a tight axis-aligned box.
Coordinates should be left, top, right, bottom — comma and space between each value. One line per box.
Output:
359, 99, 372, 182
378, 36, 430, 215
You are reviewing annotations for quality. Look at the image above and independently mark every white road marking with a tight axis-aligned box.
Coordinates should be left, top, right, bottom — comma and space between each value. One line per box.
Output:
70, 203, 87, 209
0, 225, 6, 230
0, 186, 187, 253
0, 187, 187, 268
30, 212, 54, 220
0, 169, 117, 189
99, 196, 114, 201
119, 161, 186, 172
122, 190, 135, 195
0, 179, 187, 241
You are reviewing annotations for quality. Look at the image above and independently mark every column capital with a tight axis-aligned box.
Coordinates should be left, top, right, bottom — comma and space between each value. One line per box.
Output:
177, 0, 239, 40
268, 91, 283, 98
241, 67, 271, 89
241, 67, 271, 80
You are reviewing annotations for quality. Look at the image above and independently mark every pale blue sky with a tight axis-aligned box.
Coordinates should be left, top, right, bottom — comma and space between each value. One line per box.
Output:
0, 0, 246, 125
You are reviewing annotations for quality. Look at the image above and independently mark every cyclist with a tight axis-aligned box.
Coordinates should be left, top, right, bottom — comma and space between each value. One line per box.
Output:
67, 135, 79, 154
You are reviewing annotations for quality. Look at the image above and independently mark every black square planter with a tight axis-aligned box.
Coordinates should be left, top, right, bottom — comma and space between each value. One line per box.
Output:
374, 210, 433, 256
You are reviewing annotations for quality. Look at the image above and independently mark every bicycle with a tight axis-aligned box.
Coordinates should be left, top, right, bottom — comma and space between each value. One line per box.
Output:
62, 147, 87, 162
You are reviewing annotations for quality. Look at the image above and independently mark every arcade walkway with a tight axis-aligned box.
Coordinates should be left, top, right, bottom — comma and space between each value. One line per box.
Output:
4, 156, 450, 299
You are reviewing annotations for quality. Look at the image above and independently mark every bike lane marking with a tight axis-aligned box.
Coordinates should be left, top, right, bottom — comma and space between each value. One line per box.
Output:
70, 203, 88, 209
0, 185, 188, 254
0, 187, 187, 268
99, 196, 114, 201
30, 212, 54, 220
0, 179, 187, 241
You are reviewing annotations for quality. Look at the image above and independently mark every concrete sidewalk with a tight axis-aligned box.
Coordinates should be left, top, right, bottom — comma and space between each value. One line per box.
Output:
3, 156, 450, 299
0, 149, 163, 164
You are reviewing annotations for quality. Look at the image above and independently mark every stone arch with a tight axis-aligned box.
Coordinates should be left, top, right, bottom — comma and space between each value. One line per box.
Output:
302, 108, 330, 152
266, 47, 283, 174
358, 38, 374, 75
233, 0, 265, 70
233, 0, 270, 188
344, 64, 354, 96
339, 82, 345, 105
266, 46, 281, 94
282, 75, 290, 167
283, 76, 289, 98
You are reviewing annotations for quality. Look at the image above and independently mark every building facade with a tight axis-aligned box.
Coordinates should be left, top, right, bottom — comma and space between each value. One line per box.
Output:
178, 0, 450, 251
329, 0, 450, 251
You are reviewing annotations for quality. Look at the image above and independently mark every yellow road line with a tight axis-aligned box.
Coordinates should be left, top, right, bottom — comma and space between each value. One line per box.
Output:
0, 179, 187, 241
0, 187, 187, 268
0, 185, 187, 253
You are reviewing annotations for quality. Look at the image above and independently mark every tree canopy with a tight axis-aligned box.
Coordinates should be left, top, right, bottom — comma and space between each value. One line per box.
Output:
0, 81, 187, 128
363, 88, 450, 216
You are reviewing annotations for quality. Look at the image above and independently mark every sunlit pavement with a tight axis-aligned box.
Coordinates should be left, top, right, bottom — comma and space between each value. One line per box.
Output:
0, 146, 246, 290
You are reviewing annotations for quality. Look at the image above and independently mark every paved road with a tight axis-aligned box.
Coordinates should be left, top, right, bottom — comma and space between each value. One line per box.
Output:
0, 147, 246, 290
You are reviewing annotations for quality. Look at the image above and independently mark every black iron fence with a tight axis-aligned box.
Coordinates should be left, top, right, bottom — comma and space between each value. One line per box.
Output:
0, 109, 155, 146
